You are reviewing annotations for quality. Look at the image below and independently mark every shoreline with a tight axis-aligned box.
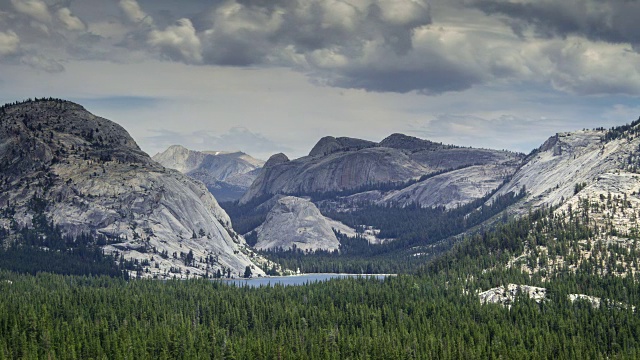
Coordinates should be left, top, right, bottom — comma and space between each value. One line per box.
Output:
218, 273, 398, 281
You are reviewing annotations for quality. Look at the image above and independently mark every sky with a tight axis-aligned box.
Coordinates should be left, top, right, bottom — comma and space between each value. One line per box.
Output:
0, 0, 639, 160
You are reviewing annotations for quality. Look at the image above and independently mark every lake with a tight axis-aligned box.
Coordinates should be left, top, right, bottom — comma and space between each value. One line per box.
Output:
219, 273, 392, 287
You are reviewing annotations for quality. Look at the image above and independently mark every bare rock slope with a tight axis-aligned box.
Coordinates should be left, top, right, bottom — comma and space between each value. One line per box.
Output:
153, 145, 264, 202
253, 196, 351, 252
0, 99, 269, 278
241, 133, 523, 207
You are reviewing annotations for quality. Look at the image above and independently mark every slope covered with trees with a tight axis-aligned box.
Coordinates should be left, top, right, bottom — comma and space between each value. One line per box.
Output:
3, 199, 640, 358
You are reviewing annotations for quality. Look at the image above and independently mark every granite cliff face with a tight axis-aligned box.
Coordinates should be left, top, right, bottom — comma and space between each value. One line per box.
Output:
153, 145, 264, 202
253, 196, 342, 252
0, 99, 269, 278
241, 133, 523, 208
252, 196, 383, 252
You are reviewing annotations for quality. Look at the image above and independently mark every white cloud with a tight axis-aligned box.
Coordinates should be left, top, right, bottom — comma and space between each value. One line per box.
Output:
10, 0, 51, 23
148, 18, 202, 64
0, 30, 19, 56
56, 8, 85, 31
119, 0, 153, 25
528, 38, 640, 95
377, 0, 430, 26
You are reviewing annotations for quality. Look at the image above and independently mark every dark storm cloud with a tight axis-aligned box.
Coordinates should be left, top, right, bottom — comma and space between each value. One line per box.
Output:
472, 0, 640, 48
327, 59, 484, 94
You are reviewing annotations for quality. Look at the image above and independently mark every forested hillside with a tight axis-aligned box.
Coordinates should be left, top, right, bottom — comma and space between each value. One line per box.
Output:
2, 203, 640, 359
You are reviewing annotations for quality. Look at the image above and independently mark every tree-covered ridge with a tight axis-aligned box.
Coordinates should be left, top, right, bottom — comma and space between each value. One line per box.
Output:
1, 266, 639, 359
602, 116, 640, 143
0, 98, 84, 115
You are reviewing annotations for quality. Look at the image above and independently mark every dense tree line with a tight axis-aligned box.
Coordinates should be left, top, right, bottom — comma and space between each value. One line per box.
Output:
0, 267, 639, 359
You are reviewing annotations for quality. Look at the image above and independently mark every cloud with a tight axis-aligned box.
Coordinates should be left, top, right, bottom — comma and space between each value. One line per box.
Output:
20, 54, 64, 72
192, 0, 442, 92
0, 30, 19, 56
524, 37, 640, 95
10, 0, 51, 23
119, 0, 153, 26
2, 0, 640, 96
148, 18, 202, 63
472, 0, 640, 48
56, 8, 85, 31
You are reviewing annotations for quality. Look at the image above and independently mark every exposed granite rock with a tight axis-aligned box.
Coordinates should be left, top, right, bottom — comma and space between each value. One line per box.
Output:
478, 284, 635, 311
264, 153, 289, 167
241, 134, 523, 205
0, 99, 271, 278
478, 284, 547, 307
253, 196, 382, 251
382, 164, 517, 209
254, 196, 341, 252
309, 136, 376, 157
491, 128, 639, 213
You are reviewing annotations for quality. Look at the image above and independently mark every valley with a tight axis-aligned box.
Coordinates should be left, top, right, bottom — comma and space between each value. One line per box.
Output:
2, 99, 640, 358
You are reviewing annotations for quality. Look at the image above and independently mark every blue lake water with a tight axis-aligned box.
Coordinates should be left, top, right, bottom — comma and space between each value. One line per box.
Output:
219, 274, 392, 287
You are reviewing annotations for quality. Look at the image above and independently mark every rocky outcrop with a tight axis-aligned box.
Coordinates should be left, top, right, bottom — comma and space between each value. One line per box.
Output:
309, 136, 376, 157
264, 153, 289, 167
241, 134, 523, 205
0, 99, 270, 278
478, 284, 547, 307
253, 196, 375, 252
153, 145, 264, 202
253, 196, 341, 252
478, 284, 635, 311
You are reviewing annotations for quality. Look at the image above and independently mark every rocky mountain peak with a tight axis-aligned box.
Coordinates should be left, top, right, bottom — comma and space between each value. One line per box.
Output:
378, 133, 443, 152
308, 136, 376, 157
1, 99, 141, 152
0, 99, 270, 278
153, 146, 265, 202
264, 153, 290, 167
165, 144, 189, 153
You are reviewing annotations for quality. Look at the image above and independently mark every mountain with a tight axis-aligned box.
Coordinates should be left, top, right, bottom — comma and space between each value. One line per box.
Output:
475, 120, 640, 279
0, 99, 271, 278
252, 196, 342, 252
251, 196, 384, 252
240, 133, 523, 208
491, 129, 630, 212
153, 145, 264, 202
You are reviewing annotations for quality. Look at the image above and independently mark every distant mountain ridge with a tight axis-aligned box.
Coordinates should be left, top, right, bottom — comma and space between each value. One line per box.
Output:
240, 133, 523, 207
153, 145, 264, 202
